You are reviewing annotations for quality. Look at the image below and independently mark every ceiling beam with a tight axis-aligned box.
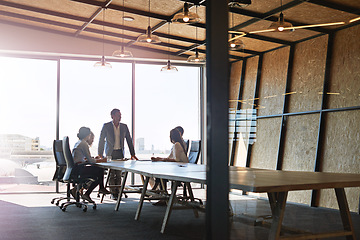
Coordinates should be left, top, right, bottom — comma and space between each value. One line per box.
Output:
0, 18, 193, 59
74, 0, 113, 37
0, 1, 202, 44
70, 0, 172, 22
306, 0, 360, 15
0, 10, 243, 60
230, 0, 332, 34
69, 0, 297, 45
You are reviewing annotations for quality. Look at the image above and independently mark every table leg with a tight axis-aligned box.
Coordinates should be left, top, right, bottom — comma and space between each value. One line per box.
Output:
185, 182, 199, 218
100, 169, 111, 203
161, 181, 179, 234
135, 176, 150, 221
335, 188, 356, 240
115, 171, 128, 211
268, 191, 288, 240
267, 192, 277, 215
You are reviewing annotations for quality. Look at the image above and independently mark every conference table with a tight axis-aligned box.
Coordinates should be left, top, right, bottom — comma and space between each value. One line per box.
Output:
97, 160, 360, 239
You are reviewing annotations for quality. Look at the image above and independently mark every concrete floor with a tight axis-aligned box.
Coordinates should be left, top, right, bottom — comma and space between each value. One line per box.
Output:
0, 188, 359, 240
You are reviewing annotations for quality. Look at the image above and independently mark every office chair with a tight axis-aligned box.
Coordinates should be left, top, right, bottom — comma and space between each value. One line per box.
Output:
184, 139, 190, 155
51, 139, 71, 206
182, 140, 202, 204
188, 140, 201, 164
61, 136, 96, 212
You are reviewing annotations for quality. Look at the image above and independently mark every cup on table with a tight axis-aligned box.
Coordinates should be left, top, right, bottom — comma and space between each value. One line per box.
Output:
107, 156, 112, 162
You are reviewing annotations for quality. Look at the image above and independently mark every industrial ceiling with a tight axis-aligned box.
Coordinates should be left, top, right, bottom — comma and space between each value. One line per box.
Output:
0, 0, 359, 62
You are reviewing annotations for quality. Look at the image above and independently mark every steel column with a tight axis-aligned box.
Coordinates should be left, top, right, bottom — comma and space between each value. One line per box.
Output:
276, 45, 295, 170
205, 0, 229, 239
55, 58, 61, 193
311, 33, 334, 207
229, 59, 247, 166
245, 54, 263, 168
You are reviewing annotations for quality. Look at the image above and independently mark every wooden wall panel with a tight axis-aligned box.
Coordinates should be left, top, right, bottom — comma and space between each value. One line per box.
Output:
288, 36, 327, 113
229, 61, 243, 110
328, 25, 360, 109
319, 110, 360, 212
240, 56, 258, 109
229, 25, 359, 212
249, 117, 281, 170
257, 47, 289, 116
282, 114, 320, 205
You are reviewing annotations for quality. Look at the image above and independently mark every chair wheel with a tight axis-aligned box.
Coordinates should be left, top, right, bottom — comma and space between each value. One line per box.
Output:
51, 200, 54, 204
93, 205, 97, 210
62, 207, 66, 212
125, 194, 128, 198
82, 205, 87, 212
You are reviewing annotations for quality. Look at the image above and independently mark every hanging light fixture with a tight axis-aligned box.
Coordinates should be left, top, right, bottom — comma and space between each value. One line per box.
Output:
268, 0, 294, 32
229, 13, 244, 50
94, 8, 112, 68
136, 0, 161, 43
187, 9, 205, 63
172, 2, 200, 24
161, 23, 178, 72
113, 0, 133, 58
187, 48, 205, 62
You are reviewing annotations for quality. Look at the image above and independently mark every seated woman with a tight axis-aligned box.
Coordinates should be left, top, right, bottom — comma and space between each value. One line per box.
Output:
150, 128, 188, 205
151, 128, 189, 163
72, 127, 110, 203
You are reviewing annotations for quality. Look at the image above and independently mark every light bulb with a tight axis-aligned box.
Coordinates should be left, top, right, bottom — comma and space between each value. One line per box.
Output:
146, 37, 152, 43
183, 15, 189, 22
278, 26, 284, 31
230, 42, 236, 48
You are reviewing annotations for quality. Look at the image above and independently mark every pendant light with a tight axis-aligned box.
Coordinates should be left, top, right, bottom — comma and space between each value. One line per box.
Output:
229, 13, 244, 50
113, 0, 133, 58
187, 9, 205, 63
268, 0, 294, 32
187, 48, 205, 62
94, 8, 112, 68
172, 2, 200, 24
136, 0, 161, 43
161, 23, 178, 72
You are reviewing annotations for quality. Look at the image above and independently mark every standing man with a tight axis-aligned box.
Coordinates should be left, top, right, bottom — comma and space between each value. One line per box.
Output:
98, 108, 138, 199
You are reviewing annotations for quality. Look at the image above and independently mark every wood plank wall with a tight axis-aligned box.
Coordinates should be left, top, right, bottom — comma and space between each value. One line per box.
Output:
229, 24, 360, 212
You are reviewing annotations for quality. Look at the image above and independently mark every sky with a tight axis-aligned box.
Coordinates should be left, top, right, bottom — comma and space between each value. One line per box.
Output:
0, 56, 200, 155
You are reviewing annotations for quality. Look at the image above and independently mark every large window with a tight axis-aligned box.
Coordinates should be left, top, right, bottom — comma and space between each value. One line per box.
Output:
0, 57, 57, 192
59, 60, 132, 157
135, 64, 200, 158
0, 56, 201, 193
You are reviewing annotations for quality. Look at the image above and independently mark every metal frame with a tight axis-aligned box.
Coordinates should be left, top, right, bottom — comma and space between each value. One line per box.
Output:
276, 44, 295, 170
245, 53, 263, 168
205, 0, 229, 239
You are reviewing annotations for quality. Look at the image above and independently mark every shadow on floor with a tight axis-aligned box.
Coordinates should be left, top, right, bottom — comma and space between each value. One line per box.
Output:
0, 192, 359, 240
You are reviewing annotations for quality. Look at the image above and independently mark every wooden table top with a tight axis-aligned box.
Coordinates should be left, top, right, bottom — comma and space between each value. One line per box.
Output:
98, 161, 360, 193
230, 170, 360, 193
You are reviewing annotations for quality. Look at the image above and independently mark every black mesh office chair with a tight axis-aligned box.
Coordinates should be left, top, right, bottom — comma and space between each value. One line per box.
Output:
61, 136, 96, 212
184, 139, 190, 155
182, 140, 202, 204
188, 140, 201, 164
51, 139, 71, 206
